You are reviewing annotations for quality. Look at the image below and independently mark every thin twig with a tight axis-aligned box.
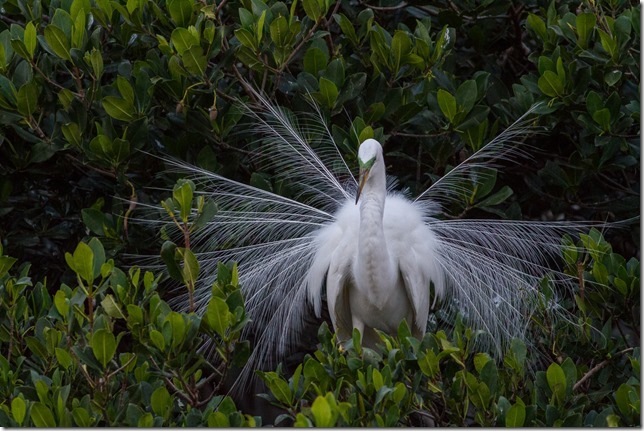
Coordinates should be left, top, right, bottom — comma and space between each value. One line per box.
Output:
573, 347, 634, 392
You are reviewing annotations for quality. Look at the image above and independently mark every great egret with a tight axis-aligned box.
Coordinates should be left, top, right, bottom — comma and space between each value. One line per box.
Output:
139, 92, 595, 391
307, 138, 445, 346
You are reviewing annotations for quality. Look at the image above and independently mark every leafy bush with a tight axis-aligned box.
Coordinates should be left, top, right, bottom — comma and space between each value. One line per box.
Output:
0, 0, 639, 426
1, 226, 637, 426
0, 239, 258, 426
258, 229, 640, 427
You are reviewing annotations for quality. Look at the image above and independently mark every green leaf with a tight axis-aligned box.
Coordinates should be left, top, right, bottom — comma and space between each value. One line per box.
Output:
181, 45, 206, 76
88, 48, 104, 79
171, 27, 199, 55
303, 47, 328, 76
91, 328, 117, 369
208, 411, 230, 427
149, 329, 165, 351
30, 402, 56, 427
456, 80, 477, 115
235, 28, 258, 51
318, 77, 338, 109
88, 237, 106, 278
576, 13, 596, 49
269, 377, 293, 406
180, 248, 200, 287
165, 311, 186, 348
302, 0, 322, 21
417, 349, 439, 377
505, 402, 526, 427
437, 88, 457, 123
334, 13, 357, 44
205, 296, 231, 337
160, 241, 182, 281
546, 362, 566, 405
372, 368, 384, 390
538, 70, 564, 97
116, 76, 134, 105
269, 15, 289, 47
615, 384, 636, 417
66, 241, 95, 285
101, 294, 126, 319
256, 9, 267, 44
44, 25, 72, 61
11, 37, 30, 61
527, 13, 547, 41
173, 180, 194, 222
102, 96, 135, 121
167, 0, 193, 27
432, 25, 452, 63
592, 108, 611, 132
138, 413, 153, 427
476, 185, 513, 207
294, 413, 311, 427
586, 90, 603, 116
54, 290, 69, 317
606, 414, 620, 427
604, 70, 622, 87
390, 30, 411, 74
72, 407, 91, 427
17, 81, 38, 118
55, 347, 73, 369
11, 397, 26, 425
0, 255, 17, 278
26, 337, 47, 359
151, 386, 172, 417
598, 29, 617, 59
311, 395, 334, 427
24, 21, 37, 58
72, 11, 86, 49
61, 122, 81, 147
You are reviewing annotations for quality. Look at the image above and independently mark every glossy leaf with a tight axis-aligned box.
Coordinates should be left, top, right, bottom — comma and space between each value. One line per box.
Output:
576, 13, 596, 49
17, 82, 38, 118
311, 395, 334, 427
91, 328, 117, 368
538, 70, 564, 97
30, 402, 56, 427
11, 397, 26, 425
102, 96, 135, 121
24, 21, 37, 58
44, 25, 72, 61
505, 402, 526, 427
437, 88, 457, 122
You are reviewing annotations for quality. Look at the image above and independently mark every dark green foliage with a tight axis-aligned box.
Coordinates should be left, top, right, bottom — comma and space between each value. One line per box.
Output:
0, 238, 257, 426
257, 230, 639, 426
0, 0, 639, 426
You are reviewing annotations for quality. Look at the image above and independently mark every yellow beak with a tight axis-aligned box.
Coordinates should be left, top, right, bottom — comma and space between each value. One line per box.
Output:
355, 168, 370, 204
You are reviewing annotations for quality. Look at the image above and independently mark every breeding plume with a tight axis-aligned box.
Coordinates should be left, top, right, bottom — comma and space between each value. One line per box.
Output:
144, 94, 588, 390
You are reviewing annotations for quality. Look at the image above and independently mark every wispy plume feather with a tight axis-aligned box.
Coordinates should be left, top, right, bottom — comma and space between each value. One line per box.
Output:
134, 93, 602, 393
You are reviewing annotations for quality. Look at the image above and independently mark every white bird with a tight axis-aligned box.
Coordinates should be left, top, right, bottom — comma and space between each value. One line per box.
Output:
306, 138, 445, 346
139, 92, 595, 391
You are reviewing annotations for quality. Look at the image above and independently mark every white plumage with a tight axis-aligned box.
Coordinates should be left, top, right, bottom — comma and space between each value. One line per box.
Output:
307, 139, 445, 345
139, 92, 592, 391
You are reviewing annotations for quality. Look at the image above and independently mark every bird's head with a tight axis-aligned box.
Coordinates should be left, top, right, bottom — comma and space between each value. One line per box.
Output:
356, 139, 382, 204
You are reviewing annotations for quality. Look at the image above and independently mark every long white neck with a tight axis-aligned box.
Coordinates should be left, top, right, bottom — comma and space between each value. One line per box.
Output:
354, 157, 396, 306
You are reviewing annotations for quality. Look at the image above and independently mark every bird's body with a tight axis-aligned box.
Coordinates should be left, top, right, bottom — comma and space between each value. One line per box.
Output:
142, 93, 596, 392
307, 140, 444, 345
